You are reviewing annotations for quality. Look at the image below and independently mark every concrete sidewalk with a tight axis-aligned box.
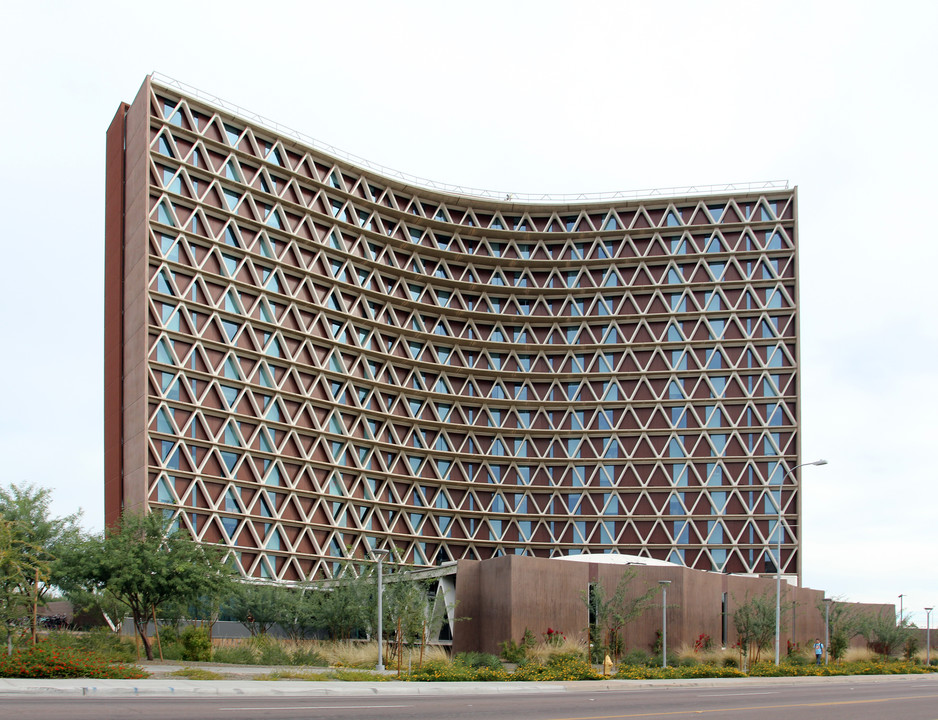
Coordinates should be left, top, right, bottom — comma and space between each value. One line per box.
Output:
0, 665, 933, 698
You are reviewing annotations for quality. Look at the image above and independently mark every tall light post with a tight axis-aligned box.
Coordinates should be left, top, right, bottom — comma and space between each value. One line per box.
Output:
824, 598, 832, 666
371, 548, 390, 671
925, 607, 933, 666
774, 459, 828, 666
898, 594, 905, 626
659, 580, 671, 668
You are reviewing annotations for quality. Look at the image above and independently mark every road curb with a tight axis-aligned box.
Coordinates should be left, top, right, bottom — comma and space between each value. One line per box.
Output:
0, 673, 933, 698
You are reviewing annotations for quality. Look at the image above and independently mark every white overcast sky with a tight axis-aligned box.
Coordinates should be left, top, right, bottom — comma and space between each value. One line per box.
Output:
1, 1, 935, 625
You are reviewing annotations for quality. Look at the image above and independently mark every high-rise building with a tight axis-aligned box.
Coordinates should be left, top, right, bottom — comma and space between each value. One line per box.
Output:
106, 75, 802, 583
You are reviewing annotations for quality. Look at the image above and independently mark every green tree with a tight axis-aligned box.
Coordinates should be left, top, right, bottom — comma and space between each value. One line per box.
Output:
0, 483, 82, 642
857, 609, 913, 658
316, 574, 372, 641
0, 519, 33, 654
819, 598, 864, 662
383, 576, 429, 671
278, 586, 325, 642
56, 512, 232, 660
733, 593, 784, 665
226, 583, 290, 636
583, 569, 659, 661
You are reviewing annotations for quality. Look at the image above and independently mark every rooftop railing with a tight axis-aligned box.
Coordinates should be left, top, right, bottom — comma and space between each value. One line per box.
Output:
151, 73, 789, 205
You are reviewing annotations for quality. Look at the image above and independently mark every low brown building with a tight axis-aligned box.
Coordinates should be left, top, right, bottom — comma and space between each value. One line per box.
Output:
452, 554, 893, 656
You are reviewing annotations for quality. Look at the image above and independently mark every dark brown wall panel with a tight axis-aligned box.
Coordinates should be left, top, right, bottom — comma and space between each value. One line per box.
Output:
120, 78, 152, 515
104, 102, 129, 526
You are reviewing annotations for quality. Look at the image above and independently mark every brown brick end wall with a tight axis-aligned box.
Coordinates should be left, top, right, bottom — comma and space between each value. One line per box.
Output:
104, 102, 129, 526
116, 78, 153, 518
451, 560, 482, 654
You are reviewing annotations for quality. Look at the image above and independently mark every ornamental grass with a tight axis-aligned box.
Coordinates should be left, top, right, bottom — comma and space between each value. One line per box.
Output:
526, 636, 589, 665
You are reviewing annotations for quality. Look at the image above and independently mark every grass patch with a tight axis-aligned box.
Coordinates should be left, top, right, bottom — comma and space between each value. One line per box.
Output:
167, 667, 225, 680
255, 669, 390, 681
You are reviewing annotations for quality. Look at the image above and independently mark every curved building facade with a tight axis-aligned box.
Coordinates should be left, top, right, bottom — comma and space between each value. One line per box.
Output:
106, 76, 802, 582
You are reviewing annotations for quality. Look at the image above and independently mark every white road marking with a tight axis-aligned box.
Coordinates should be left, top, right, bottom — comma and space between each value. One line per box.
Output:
700, 691, 778, 697
218, 705, 413, 711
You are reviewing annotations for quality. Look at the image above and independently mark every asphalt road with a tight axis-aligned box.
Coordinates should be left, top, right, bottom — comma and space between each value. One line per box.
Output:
2, 677, 937, 720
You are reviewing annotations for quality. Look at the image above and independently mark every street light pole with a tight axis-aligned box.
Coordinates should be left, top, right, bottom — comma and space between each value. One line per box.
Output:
824, 598, 831, 666
371, 548, 390, 671
659, 580, 671, 668
774, 459, 828, 666
925, 607, 933, 666
898, 594, 905, 626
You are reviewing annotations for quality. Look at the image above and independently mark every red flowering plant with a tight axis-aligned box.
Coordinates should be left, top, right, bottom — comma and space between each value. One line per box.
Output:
0, 643, 146, 679
544, 628, 566, 646
694, 633, 713, 653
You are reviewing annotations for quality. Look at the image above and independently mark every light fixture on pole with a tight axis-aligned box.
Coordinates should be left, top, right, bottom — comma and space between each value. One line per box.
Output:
925, 607, 933, 666
823, 598, 832, 666
659, 580, 671, 668
371, 548, 390, 671
898, 594, 905, 626
774, 459, 828, 666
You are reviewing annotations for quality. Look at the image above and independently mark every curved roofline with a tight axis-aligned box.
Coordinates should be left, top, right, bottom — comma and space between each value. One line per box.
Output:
151, 72, 788, 205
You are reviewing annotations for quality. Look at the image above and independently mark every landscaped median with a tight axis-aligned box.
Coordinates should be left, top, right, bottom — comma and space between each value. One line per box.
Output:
405, 658, 937, 682
613, 660, 936, 680
1, 637, 935, 682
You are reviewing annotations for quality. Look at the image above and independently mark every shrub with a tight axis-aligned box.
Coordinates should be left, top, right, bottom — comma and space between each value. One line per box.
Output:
157, 626, 179, 646
722, 656, 738, 668
44, 628, 137, 663
499, 628, 536, 663
510, 657, 599, 681
406, 659, 508, 682
180, 626, 212, 662
620, 649, 651, 666
499, 638, 527, 663
614, 663, 745, 680
748, 661, 804, 677
0, 643, 146, 679
454, 652, 502, 670
782, 652, 810, 666
290, 646, 328, 666
211, 643, 256, 665
547, 651, 588, 666
254, 638, 291, 666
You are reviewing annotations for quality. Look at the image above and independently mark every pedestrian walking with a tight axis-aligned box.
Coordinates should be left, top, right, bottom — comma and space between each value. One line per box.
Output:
813, 638, 825, 666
